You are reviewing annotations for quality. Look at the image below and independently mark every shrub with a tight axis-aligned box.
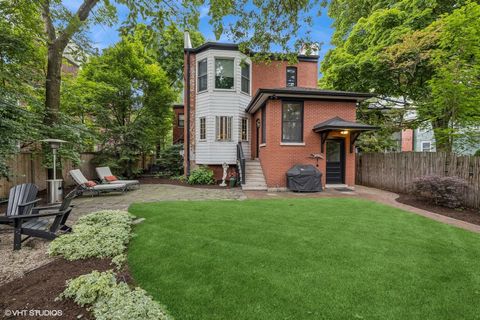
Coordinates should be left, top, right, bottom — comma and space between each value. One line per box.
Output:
48, 210, 134, 263
187, 166, 215, 185
411, 175, 468, 209
474, 149, 480, 157
59, 270, 172, 320
156, 144, 184, 176
170, 175, 187, 183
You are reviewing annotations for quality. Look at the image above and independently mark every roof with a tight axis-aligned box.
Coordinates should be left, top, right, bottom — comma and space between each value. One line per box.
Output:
245, 87, 375, 113
313, 117, 378, 132
185, 42, 319, 62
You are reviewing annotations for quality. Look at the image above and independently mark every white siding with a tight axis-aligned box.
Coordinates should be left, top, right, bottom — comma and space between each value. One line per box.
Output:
194, 49, 252, 164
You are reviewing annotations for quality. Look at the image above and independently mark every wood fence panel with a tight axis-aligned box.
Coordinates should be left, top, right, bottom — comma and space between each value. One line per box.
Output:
356, 152, 480, 209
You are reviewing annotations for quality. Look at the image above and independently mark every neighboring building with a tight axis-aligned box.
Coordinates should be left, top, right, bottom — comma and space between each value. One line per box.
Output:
172, 104, 184, 144
182, 34, 375, 190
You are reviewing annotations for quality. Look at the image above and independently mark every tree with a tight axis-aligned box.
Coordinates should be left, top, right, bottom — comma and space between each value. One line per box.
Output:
71, 32, 177, 177
321, 0, 479, 152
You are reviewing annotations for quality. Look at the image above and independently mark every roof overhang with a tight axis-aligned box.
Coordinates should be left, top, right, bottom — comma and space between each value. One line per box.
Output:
246, 88, 374, 114
185, 42, 319, 62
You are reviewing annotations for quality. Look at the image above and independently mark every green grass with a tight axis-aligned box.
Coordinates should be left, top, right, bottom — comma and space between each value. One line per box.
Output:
128, 198, 480, 320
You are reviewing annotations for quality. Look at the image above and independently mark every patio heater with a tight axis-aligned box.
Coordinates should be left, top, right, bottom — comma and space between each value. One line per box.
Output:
41, 139, 67, 204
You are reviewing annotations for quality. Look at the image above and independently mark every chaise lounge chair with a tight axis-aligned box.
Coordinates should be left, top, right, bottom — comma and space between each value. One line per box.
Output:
69, 169, 127, 196
10, 188, 78, 250
0, 183, 40, 226
95, 166, 139, 189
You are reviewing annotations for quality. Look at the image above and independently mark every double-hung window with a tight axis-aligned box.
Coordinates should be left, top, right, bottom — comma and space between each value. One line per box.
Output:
282, 101, 303, 143
286, 67, 297, 87
198, 59, 207, 92
199, 117, 206, 141
421, 141, 432, 152
216, 116, 232, 141
241, 63, 250, 94
178, 113, 184, 128
215, 58, 234, 89
241, 117, 248, 141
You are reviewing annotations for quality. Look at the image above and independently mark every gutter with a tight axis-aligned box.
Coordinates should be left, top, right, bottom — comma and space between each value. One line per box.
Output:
186, 50, 191, 176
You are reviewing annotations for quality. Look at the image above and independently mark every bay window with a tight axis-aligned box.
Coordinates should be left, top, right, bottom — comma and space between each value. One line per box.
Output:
215, 58, 234, 89
241, 63, 250, 94
198, 59, 207, 92
216, 116, 232, 141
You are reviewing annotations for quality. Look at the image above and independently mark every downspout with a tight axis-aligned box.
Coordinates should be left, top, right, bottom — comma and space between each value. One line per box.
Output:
186, 50, 191, 175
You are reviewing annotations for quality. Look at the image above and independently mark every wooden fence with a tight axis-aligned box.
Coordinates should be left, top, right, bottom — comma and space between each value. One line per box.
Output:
356, 152, 480, 209
0, 152, 154, 198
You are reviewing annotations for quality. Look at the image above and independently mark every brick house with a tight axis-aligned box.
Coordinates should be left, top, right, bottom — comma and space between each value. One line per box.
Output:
172, 104, 185, 144
183, 33, 375, 190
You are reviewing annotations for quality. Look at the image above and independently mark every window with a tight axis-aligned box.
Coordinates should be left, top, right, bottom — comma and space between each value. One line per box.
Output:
215, 58, 234, 89
286, 67, 297, 87
241, 63, 250, 94
198, 59, 207, 92
261, 107, 266, 144
241, 117, 248, 141
216, 116, 232, 141
199, 117, 206, 141
178, 113, 184, 128
421, 141, 432, 152
282, 101, 303, 143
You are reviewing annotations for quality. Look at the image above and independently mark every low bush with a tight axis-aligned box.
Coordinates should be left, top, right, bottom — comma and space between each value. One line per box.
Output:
59, 270, 172, 320
187, 166, 215, 185
411, 175, 468, 208
156, 144, 184, 176
48, 210, 134, 264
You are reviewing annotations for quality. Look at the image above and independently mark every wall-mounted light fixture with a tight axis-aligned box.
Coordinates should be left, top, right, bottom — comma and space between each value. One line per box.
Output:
340, 130, 349, 135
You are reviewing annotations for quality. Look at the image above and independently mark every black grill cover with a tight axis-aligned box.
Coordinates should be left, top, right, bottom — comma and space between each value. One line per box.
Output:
286, 164, 322, 192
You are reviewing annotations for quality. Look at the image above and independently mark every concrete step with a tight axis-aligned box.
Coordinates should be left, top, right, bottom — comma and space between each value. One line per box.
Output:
242, 184, 268, 191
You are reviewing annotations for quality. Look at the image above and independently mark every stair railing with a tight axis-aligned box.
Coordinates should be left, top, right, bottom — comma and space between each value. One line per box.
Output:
236, 142, 246, 185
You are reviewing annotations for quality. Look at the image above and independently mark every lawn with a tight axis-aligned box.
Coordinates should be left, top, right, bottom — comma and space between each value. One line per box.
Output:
128, 198, 480, 320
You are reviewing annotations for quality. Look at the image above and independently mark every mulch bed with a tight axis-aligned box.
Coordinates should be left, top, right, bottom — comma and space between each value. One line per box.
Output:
139, 176, 239, 189
396, 194, 480, 226
0, 258, 122, 320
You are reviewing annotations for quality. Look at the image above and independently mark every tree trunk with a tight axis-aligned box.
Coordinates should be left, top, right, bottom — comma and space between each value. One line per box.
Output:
431, 119, 453, 152
44, 43, 63, 125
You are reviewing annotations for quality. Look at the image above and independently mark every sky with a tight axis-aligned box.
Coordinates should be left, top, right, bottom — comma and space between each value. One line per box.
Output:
63, 1, 335, 63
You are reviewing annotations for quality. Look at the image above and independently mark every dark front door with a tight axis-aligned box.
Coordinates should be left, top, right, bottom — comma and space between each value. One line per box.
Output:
326, 139, 345, 184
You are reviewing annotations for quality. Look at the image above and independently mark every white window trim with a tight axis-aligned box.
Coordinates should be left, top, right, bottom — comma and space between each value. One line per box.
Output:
421, 140, 432, 152
197, 58, 208, 94
214, 57, 235, 91
215, 116, 233, 142
240, 62, 251, 95
240, 117, 249, 141
199, 117, 206, 142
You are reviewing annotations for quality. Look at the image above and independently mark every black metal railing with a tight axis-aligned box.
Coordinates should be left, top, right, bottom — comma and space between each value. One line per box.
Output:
236, 142, 246, 184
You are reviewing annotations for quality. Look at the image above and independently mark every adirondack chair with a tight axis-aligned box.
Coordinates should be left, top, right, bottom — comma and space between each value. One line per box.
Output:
69, 169, 127, 196
10, 188, 79, 250
0, 183, 40, 226
96, 166, 139, 189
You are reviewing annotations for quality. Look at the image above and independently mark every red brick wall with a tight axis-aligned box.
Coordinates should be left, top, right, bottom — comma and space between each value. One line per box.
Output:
252, 60, 318, 93
401, 129, 414, 152
255, 99, 357, 188
183, 52, 196, 175
173, 106, 184, 144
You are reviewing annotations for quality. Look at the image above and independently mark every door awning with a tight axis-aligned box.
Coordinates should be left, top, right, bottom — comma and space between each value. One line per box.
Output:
313, 117, 378, 153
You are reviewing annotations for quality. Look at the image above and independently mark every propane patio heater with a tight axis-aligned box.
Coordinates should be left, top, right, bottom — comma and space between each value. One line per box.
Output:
42, 139, 67, 204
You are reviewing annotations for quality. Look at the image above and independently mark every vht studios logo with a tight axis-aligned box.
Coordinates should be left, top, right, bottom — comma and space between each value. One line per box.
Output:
3, 309, 63, 317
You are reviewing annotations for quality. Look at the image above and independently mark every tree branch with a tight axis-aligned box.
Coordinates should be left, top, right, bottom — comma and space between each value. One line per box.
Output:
41, 0, 56, 42
57, 0, 100, 49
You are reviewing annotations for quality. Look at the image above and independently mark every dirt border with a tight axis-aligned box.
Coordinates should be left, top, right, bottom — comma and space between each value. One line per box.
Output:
396, 194, 480, 226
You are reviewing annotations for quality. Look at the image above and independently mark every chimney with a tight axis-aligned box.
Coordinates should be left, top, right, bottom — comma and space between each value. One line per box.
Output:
184, 31, 192, 49
299, 43, 320, 56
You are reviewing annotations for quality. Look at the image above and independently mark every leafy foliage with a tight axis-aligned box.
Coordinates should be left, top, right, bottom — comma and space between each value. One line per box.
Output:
67, 29, 177, 177
48, 210, 134, 263
156, 144, 184, 177
188, 166, 215, 185
411, 175, 468, 209
322, 0, 480, 152
59, 270, 172, 320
